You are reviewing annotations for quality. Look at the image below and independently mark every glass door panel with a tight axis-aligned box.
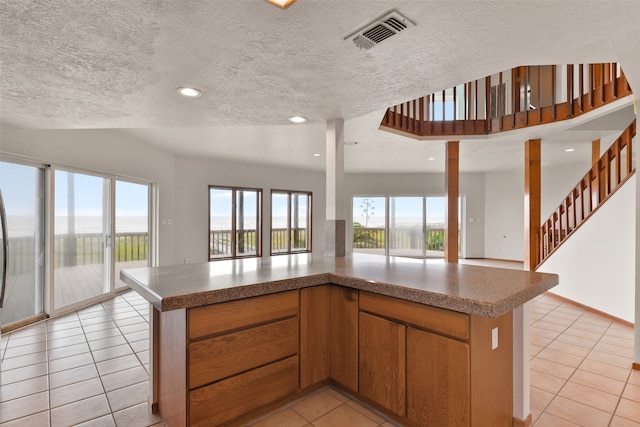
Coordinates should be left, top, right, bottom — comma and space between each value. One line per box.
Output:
210, 188, 233, 259
236, 190, 259, 257
426, 196, 445, 257
0, 161, 45, 327
352, 197, 386, 255
54, 170, 107, 310
389, 197, 424, 257
115, 181, 149, 289
271, 193, 289, 254
291, 193, 309, 252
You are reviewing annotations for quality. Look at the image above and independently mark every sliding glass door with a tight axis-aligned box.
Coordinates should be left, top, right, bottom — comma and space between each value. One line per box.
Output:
0, 160, 45, 328
115, 180, 150, 289
53, 170, 108, 310
352, 195, 455, 258
53, 170, 151, 312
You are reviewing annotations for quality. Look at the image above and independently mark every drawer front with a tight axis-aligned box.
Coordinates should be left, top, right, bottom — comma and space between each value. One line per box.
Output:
188, 291, 298, 340
189, 355, 299, 427
189, 317, 299, 389
359, 291, 469, 340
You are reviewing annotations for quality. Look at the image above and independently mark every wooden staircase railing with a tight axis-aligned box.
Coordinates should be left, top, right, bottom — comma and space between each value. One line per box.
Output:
380, 63, 633, 138
536, 119, 636, 269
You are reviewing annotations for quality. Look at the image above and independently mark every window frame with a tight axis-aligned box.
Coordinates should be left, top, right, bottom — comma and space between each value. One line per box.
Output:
208, 185, 263, 261
270, 189, 312, 255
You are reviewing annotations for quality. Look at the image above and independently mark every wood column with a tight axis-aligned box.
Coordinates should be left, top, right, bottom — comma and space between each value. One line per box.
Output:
445, 141, 459, 263
592, 139, 600, 165
524, 139, 541, 271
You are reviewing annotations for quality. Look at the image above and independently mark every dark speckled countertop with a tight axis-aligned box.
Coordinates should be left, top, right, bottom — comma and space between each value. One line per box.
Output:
120, 253, 558, 318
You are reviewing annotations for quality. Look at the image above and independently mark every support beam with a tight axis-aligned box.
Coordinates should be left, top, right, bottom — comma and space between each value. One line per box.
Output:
592, 139, 600, 165
445, 141, 459, 263
325, 119, 345, 257
524, 139, 541, 271
515, 139, 541, 426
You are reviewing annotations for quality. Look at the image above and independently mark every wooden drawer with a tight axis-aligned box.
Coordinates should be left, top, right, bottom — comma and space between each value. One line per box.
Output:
359, 291, 469, 340
188, 291, 298, 340
189, 356, 299, 427
189, 317, 299, 389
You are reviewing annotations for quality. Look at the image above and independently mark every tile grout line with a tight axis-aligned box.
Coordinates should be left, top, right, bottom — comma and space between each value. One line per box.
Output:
77, 303, 116, 426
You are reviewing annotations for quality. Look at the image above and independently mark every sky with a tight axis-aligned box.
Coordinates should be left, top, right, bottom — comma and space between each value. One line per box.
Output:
0, 162, 150, 234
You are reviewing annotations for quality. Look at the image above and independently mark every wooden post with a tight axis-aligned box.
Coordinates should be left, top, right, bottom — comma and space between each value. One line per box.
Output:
445, 141, 459, 263
524, 139, 541, 271
592, 139, 600, 165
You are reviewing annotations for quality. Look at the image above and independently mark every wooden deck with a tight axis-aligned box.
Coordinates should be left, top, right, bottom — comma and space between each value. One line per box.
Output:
1, 260, 147, 327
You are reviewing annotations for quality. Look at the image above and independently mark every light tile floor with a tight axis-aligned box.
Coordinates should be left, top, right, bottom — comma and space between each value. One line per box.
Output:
1, 288, 638, 426
530, 293, 640, 426
0, 291, 162, 426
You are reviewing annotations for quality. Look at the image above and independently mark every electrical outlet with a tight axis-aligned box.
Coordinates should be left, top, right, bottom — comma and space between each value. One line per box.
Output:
492, 327, 499, 350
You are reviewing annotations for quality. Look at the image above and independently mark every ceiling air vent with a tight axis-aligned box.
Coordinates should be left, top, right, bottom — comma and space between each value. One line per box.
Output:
345, 10, 415, 50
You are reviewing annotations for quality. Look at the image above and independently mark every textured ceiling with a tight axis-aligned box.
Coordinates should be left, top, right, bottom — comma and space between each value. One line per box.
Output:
1, 1, 640, 172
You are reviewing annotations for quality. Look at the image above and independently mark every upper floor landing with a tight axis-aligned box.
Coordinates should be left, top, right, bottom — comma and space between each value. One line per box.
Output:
380, 63, 633, 139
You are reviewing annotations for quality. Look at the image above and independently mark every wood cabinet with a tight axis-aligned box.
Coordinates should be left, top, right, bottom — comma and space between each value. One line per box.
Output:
358, 291, 512, 427
155, 286, 514, 426
359, 312, 405, 416
328, 285, 358, 392
407, 327, 470, 425
300, 286, 329, 388
157, 291, 299, 427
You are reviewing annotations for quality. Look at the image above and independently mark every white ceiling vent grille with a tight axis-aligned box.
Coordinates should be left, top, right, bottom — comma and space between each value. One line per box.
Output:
346, 11, 415, 50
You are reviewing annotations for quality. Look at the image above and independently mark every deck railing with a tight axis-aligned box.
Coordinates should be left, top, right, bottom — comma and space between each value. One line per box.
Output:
353, 227, 445, 252
381, 63, 633, 138
537, 119, 636, 268
209, 228, 310, 257
6, 232, 149, 276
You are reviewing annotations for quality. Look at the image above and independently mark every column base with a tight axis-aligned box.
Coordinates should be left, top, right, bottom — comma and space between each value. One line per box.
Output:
325, 219, 345, 257
513, 413, 532, 427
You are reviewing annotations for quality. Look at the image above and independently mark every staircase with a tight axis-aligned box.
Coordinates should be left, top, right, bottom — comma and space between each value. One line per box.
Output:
536, 119, 636, 269
379, 63, 633, 138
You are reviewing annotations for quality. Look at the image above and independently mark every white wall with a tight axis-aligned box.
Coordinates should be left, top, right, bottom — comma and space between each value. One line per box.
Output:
344, 172, 486, 258
484, 163, 591, 261
541, 164, 590, 221
537, 176, 636, 323
0, 126, 176, 266
173, 155, 326, 265
484, 169, 524, 260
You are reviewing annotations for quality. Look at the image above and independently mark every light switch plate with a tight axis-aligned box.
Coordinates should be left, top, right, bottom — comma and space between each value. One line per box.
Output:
492, 327, 499, 350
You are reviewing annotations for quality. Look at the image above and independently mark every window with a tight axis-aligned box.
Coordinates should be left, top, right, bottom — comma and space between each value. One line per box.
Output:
209, 186, 262, 260
271, 190, 311, 255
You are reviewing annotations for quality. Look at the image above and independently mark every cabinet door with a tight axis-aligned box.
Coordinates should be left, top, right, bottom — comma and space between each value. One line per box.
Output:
407, 327, 470, 426
329, 285, 359, 392
300, 286, 330, 388
359, 312, 406, 416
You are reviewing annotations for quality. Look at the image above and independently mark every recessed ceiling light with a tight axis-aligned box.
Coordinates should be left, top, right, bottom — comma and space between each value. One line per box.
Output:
177, 87, 202, 97
428, 157, 436, 160
266, 0, 297, 8
565, 148, 575, 152
313, 153, 321, 157
288, 116, 307, 124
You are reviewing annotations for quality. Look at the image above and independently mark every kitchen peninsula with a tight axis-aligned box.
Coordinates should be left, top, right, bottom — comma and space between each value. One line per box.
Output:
121, 253, 558, 427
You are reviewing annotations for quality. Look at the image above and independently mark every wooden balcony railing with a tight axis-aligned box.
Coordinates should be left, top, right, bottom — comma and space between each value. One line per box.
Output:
537, 119, 636, 268
381, 63, 633, 138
